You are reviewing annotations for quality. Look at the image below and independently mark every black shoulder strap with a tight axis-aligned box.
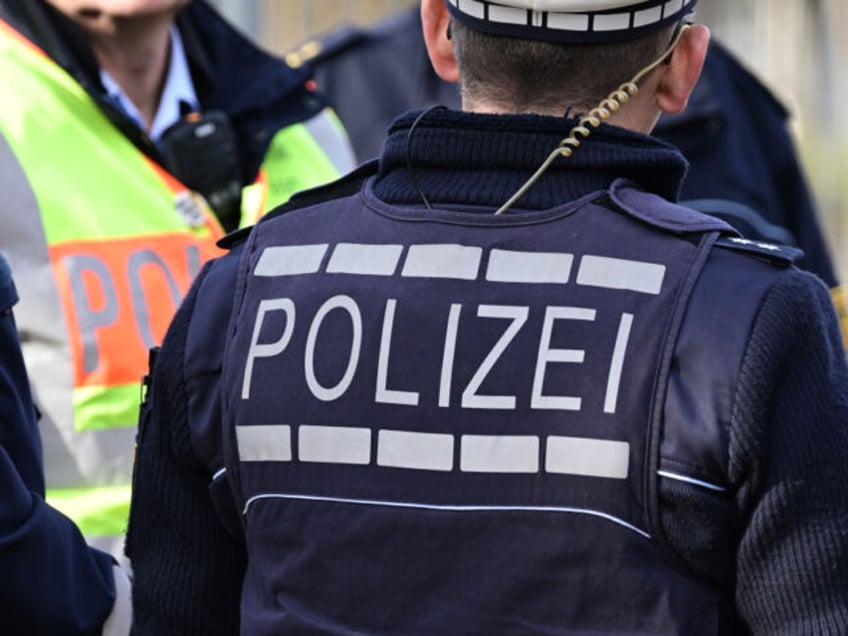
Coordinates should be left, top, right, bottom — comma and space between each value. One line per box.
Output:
645, 229, 723, 570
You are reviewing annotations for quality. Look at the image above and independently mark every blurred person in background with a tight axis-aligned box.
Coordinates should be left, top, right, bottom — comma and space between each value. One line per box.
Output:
0, 252, 131, 635
0, 0, 355, 563
127, 0, 848, 633
295, 4, 846, 336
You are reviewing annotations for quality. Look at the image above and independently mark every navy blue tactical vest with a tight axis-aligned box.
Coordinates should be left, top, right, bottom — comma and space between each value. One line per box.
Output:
218, 179, 739, 634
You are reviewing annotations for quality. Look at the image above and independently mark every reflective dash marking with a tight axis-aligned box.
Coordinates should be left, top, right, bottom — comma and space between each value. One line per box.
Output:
298, 425, 371, 465
594, 11, 631, 30
401, 244, 482, 280
486, 249, 573, 284
460, 435, 539, 473
377, 430, 454, 471
236, 425, 292, 462
254, 245, 328, 276
326, 243, 403, 276
546, 436, 629, 479
577, 255, 665, 294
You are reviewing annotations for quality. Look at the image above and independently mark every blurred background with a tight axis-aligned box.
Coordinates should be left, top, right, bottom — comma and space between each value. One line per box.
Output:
208, 0, 847, 282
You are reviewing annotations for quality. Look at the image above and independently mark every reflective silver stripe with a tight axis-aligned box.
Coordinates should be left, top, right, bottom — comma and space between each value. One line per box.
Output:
658, 470, 726, 492
451, 0, 484, 19
252, 244, 669, 294
634, 5, 663, 27
450, 0, 689, 34
377, 430, 454, 471
302, 108, 357, 175
546, 436, 629, 479
576, 255, 665, 295
548, 11, 589, 30
236, 425, 292, 462
254, 244, 328, 277
243, 493, 651, 539
326, 243, 403, 276
460, 435, 539, 473
489, 4, 526, 25
101, 564, 132, 636
401, 244, 482, 280
594, 11, 630, 30
486, 249, 573, 284
665, 0, 685, 17
237, 425, 633, 481
299, 425, 371, 465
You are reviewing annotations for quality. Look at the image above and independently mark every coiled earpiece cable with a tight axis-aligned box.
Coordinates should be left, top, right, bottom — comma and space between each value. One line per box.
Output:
494, 20, 693, 215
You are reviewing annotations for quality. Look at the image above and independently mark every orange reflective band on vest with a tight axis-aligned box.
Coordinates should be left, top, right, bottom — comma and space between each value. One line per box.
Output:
50, 231, 223, 391
0, 18, 48, 59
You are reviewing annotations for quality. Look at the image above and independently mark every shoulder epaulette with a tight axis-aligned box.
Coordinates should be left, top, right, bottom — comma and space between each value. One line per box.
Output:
608, 179, 735, 235
682, 198, 798, 247
285, 25, 367, 69
713, 235, 803, 267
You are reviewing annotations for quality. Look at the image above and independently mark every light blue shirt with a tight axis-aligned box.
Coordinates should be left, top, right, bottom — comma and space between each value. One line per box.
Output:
100, 25, 199, 142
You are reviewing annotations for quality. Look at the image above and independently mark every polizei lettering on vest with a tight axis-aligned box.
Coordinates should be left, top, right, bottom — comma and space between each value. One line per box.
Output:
241, 294, 634, 414
57, 243, 203, 386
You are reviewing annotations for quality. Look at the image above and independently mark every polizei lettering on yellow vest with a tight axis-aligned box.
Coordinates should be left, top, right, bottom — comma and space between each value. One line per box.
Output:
51, 236, 217, 390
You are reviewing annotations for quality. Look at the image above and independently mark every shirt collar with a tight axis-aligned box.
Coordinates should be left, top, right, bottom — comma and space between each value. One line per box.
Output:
99, 25, 199, 142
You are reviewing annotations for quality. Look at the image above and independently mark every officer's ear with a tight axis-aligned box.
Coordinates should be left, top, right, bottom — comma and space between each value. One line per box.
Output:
655, 24, 710, 115
421, 0, 459, 83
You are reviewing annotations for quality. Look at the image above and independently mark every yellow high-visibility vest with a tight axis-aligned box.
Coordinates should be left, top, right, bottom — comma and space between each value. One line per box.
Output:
0, 17, 350, 546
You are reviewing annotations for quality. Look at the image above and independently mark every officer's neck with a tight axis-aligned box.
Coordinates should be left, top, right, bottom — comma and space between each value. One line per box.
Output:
462, 77, 663, 135
83, 16, 175, 132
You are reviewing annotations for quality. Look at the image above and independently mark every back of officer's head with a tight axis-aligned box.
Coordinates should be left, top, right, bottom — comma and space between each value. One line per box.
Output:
422, 0, 701, 116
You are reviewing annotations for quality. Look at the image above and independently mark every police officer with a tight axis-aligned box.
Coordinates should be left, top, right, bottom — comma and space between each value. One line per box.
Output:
301, 5, 846, 331
0, 253, 131, 635
0, 0, 355, 561
128, 1, 848, 633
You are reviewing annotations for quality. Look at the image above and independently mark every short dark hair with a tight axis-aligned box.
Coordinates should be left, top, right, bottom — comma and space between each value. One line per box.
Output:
450, 19, 674, 113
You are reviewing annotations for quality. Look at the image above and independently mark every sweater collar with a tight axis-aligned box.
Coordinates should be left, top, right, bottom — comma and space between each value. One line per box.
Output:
373, 108, 689, 210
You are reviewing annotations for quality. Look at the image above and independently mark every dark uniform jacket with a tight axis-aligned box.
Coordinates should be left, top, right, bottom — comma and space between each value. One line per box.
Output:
127, 109, 848, 634
0, 254, 117, 635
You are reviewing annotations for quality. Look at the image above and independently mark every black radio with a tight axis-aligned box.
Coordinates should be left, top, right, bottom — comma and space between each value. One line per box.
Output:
160, 109, 242, 231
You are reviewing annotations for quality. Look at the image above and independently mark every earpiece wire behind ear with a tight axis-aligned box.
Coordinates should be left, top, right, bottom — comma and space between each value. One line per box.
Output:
494, 19, 694, 216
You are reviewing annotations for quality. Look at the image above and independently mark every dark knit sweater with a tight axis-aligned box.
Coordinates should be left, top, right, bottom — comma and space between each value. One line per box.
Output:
127, 110, 848, 635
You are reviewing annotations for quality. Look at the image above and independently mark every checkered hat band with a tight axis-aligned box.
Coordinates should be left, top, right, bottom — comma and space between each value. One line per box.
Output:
446, 0, 697, 43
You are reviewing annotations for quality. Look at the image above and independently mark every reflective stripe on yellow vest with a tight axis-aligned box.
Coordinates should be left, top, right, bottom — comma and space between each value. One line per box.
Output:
241, 106, 352, 227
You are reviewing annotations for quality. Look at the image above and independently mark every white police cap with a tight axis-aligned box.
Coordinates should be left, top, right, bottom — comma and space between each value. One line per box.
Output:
446, 0, 698, 43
